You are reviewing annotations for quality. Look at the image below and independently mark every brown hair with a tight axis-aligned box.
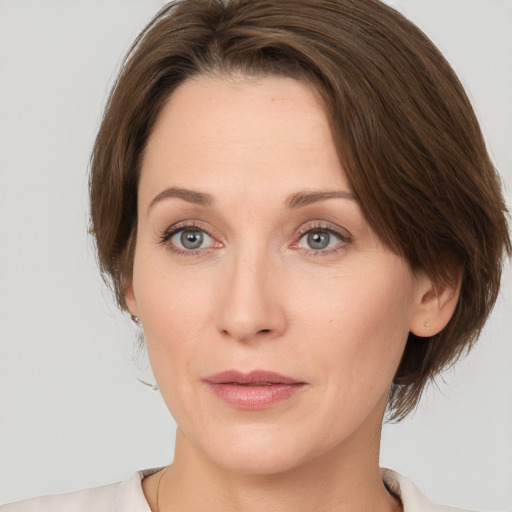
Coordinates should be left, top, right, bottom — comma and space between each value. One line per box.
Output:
90, 0, 510, 420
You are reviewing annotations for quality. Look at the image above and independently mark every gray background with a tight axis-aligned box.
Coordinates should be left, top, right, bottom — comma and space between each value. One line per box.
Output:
0, 0, 511, 509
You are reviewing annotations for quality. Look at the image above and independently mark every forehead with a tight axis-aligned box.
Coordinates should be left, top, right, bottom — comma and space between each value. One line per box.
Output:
139, 74, 350, 199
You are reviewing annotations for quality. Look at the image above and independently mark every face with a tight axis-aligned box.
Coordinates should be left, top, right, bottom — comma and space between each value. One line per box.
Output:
127, 75, 426, 474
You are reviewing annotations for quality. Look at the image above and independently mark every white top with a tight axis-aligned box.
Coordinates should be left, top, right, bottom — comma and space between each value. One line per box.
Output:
1, 468, 475, 511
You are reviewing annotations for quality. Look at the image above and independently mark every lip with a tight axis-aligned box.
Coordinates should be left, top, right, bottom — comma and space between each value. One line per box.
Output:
203, 370, 307, 410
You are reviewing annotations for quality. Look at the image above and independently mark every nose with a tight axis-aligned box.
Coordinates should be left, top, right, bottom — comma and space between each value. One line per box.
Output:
214, 247, 287, 344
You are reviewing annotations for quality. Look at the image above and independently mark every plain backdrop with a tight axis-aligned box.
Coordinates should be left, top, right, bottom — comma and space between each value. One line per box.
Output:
0, 0, 511, 509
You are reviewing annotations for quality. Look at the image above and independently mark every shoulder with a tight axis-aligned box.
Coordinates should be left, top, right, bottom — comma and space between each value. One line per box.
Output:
382, 468, 482, 512
0, 468, 160, 512
0, 483, 117, 512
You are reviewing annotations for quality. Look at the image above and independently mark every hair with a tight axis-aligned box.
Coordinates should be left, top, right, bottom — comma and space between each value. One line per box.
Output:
90, 0, 510, 420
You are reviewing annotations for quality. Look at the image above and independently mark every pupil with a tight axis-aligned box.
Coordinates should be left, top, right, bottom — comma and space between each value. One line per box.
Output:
308, 231, 330, 250
181, 230, 203, 249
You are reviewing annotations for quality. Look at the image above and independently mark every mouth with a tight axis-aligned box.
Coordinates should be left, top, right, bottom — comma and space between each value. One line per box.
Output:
203, 370, 307, 409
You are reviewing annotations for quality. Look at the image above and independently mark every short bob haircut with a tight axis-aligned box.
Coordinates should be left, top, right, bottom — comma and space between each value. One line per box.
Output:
90, 0, 510, 420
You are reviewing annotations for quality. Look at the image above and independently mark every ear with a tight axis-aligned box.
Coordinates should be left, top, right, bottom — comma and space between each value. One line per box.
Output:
124, 280, 140, 318
409, 270, 462, 337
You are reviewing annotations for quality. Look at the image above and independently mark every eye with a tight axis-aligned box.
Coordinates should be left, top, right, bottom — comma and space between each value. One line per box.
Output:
159, 222, 220, 255
302, 230, 336, 250
294, 225, 351, 254
170, 228, 215, 251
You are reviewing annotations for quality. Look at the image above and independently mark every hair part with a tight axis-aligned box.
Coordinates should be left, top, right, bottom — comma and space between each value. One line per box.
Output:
90, 0, 511, 420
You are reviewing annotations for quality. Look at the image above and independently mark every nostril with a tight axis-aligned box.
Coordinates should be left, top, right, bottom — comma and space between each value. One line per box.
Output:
258, 329, 271, 334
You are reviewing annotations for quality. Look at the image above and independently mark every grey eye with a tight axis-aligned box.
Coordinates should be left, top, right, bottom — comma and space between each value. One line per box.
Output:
298, 229, 343, 251
307, 231, 331, 250
171, 229, 214, 250
181, 230, 203, 249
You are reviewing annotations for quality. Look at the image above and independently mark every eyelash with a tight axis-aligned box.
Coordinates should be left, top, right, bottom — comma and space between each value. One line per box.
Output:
158, 221, 352, 257
159, 221, 218, 257
293, 222, 352, 256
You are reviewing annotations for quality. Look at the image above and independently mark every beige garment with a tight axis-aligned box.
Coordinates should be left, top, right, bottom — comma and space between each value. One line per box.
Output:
1, 468, 476, 512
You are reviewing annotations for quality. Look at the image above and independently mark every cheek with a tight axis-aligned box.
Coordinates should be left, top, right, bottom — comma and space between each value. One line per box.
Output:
290, 261, 414, 388
137, 276, 213, 429
276, 263, 415, 450
131, 253, 217, 379
133, 243, 214, 325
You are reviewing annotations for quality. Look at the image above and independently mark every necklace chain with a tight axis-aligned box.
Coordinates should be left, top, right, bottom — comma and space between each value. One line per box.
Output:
154, 464, 402, 512
155, 466, 170, 512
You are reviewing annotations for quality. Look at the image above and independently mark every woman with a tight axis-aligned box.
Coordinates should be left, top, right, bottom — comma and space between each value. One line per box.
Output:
3, 0, 510, 510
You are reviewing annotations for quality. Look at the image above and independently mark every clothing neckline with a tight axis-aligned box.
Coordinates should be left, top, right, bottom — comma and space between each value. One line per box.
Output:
118, 467, 440, 512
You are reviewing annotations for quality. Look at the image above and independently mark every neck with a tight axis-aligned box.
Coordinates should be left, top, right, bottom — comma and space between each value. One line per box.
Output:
148, 420, 401, 512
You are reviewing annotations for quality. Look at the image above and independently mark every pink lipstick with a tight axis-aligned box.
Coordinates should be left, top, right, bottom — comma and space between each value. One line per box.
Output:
203, 370, 307, 409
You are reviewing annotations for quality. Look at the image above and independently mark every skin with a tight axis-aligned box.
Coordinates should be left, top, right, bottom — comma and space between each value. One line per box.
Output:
126, 75, 459, 512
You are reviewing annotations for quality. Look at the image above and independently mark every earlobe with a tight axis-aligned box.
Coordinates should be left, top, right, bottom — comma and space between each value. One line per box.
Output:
409, 271, 462, 337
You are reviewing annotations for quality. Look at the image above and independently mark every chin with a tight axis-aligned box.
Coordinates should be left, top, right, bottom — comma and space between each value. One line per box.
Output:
189, 423, 326, 476
210, 444, 306, 476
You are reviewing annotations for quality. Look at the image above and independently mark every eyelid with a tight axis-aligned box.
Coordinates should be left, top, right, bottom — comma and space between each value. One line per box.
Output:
296, 221, 352, 241
158, 220, 223, 255
157, 219, 352, 257
291, 221, 352, 254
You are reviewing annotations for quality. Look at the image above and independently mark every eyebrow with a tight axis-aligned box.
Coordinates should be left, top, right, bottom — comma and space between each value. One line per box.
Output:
285, 190, 355, 208
148, 187, 215, 212
148, 186, 355, 213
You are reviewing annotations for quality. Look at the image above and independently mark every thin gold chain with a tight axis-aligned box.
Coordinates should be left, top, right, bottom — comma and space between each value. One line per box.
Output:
155, 466, 170, 512
155, 464, 402, 511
